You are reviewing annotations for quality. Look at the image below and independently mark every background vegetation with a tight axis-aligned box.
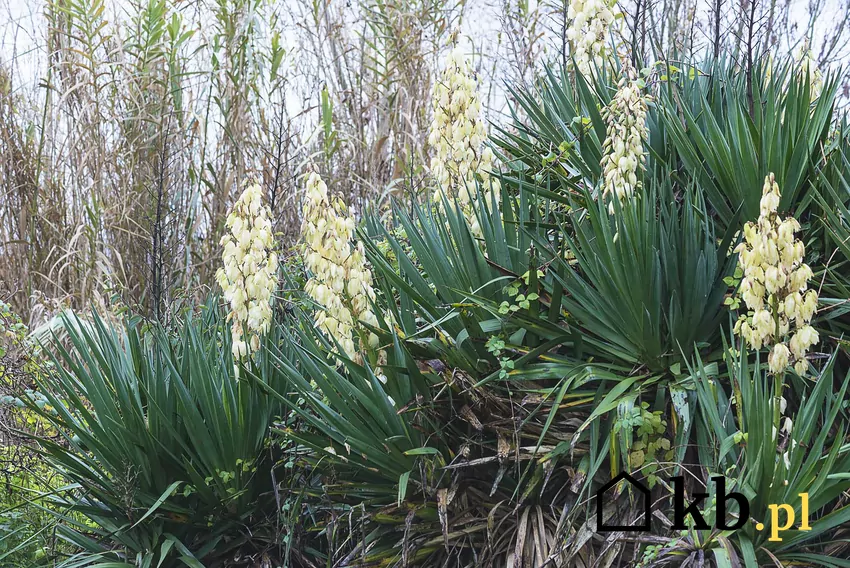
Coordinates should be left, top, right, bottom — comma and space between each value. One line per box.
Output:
1, 0, 849, 321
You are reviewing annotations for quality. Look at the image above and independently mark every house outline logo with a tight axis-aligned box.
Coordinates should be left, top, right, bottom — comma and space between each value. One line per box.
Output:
595, 472, 651, 532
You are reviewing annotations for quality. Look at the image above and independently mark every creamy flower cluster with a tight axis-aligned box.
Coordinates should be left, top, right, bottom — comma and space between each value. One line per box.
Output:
301, 172, 379, 360
600, 60, 649, 210
566, 0, 617, 77
216, 182, 279, 359
733, 173, 819, 375
796, 45, 822, 95
428, 45, 500, 236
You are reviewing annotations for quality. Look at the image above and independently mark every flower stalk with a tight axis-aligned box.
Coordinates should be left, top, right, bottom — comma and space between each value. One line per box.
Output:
566, 0, 617, 77
428, 43, 500, 236
733, 173, 819, 430
301, 171, 380, 362
600, 58, 649, 211
216, 181, 279, 361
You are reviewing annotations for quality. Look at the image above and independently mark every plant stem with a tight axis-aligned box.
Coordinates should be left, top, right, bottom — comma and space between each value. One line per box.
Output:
773, 369, 784, 434
771, 295, 783, 432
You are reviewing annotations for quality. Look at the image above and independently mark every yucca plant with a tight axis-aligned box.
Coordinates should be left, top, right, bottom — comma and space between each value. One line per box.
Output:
264, 303, 632, 567
541, 183, 738, 372
491, 65, 611, 190
657, 56, 840, 226
264, 49, 850, 567
267, 50, 850, 567
641, 344, 850, 567
257, 184, 647, 566
362, 189, 559, 374
813, 138, 850, 338
21, 302, 293, 567
496, 56, 842, 236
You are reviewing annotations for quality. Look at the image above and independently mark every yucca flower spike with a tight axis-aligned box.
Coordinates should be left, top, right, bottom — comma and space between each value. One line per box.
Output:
566, 0, 618, 77
733, 173, 819, 376
600, 57, 649, 212
216, 180, 279, 361
429, 42, 500, 237
795, 38, 822, 95
301, 171, 380, 362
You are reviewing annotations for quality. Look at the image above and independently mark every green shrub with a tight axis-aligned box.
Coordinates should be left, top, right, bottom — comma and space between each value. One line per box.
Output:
22, 303, 295, 567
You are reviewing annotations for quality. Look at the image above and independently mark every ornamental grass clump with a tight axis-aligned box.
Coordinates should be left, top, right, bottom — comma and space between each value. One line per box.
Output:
428, 43, 500, 236
733, 173, 819, 377
600, 58, 649, 211
301, 171, 379, 360
566, 0, 617, 77
216, 181, 279, 359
